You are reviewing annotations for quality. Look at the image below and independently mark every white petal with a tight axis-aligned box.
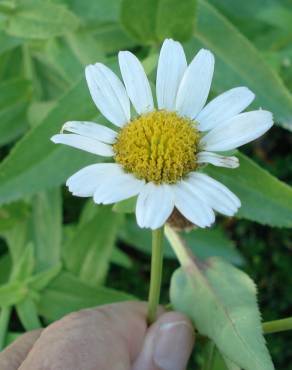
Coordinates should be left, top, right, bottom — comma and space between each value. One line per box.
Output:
175, 49, 215, 119
136, 183, 174, 229
119, 51, 154, 114
197, 87, 255, 131
94, 171, 145, 205
85, 63, 130, 127
187, 172, 241, 216
51, 134, 113, 156
62, 121, 117, 144
174, 181, 215, 228
156, 39, 187, 110
197, 151, 239, 169
66, 163, 121, 197
201, 110, 273, 151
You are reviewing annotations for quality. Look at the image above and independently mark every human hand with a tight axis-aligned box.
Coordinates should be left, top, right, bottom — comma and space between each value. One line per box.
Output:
0, 301, 195, 370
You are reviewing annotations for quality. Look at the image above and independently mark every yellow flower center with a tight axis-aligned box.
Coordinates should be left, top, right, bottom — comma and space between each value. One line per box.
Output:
113, 110, 200, 184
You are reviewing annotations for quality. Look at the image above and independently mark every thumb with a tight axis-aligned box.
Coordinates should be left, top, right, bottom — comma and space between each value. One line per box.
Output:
132, 311, 195, 370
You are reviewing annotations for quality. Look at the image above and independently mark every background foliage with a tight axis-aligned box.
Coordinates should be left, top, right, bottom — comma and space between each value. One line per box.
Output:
0, 0, 291, 369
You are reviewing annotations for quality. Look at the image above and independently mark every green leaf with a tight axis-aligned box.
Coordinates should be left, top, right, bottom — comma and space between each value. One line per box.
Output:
224, 357, 241, 370
16, 297, 42, 331
38, 272, 134, 321
0, 255, 11, 284
2, 221, 28, 264
194, 0, 292, 131
30, 189, 62, 271
156, 0, 197, 41
0, 1, 16, 13
10, 243, 34, 282
0, 281, 27, 307
204, 152, 292, 227
0, 201, 30, 232
170, 257, 274, 370
63, 0, 121, 24
203, 343, 240, 370
0, 78, 31, 145
63, 206, 123, 286
27, 100, 56, 128
5, 332, 22, 347
258, 5, 292, 31
113, 196, 136, 214
111, 247, 132, 269
0, 78, 97, 205
0, 47, 23, 82
120, 216, 243, 265
65, 31, 105, 66
6, 0, 80, 39
35, 37, 84, 85
120, 0, 197, 43
0, 31, 22, 55
120, 0, 156, 43
28, 263, 62, 291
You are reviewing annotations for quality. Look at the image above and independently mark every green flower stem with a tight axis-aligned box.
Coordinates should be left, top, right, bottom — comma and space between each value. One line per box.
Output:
0, 306, 11, 350
164, 224, 190, 267
201, 341, 216, 370
263, 317, 292, 334
147, 226, 164, 324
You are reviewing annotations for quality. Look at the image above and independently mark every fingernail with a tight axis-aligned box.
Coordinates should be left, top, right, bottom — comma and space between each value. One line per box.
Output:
153, 321, 194, 370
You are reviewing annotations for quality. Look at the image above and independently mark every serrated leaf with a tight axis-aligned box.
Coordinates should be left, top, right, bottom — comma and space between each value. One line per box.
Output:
171, 262, 274, 370
195, 0, 292, 131
38, 272, 134, 321
169, 229, 274, 370
6, 0, 80, 39
204, 152, 292, 227
120, 0, 197, 43
0, 79, 97, 205
204, 343, 241, 370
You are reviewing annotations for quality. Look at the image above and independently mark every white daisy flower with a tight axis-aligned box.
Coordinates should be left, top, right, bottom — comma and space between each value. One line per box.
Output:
51, 39, 273, 230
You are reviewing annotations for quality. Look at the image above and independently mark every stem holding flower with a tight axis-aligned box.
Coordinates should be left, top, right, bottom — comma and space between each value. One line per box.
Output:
147, 226, 164, 324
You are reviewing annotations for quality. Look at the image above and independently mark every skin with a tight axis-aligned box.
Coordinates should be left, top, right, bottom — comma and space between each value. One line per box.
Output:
0, 302, 195, 370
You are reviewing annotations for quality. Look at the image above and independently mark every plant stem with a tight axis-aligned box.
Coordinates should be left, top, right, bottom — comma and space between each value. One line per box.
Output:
0, 306, 11, 350
201, 341, 216, 370
147, 226, 164, 324
263, 317, 292, 334
164, 224, 190, 267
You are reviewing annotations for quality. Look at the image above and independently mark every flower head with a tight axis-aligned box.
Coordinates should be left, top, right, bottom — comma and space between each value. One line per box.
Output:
51, 39, 273, 230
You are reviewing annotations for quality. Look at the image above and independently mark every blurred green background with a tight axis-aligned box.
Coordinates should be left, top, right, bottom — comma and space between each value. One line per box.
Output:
0, 0, 291, 369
